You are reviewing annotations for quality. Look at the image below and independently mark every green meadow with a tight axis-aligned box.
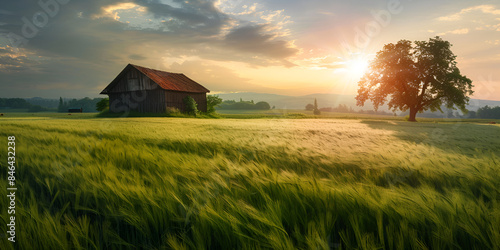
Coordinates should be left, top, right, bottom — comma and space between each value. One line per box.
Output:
0, 113, 499, 249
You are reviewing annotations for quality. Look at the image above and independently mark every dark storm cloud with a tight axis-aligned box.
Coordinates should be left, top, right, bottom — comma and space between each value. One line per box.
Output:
1, 0, 127, 59
0, 0, 300, 98
0, 55, 35, 72
0, 55, 117, 97
0, 46, 39, 73
0, 47, 12, 55
224, 25, 298, 60
137, 0, 227, 35
0, 0, 297, 64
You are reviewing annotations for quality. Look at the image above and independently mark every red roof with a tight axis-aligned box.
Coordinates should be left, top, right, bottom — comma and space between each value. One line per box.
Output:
101, 64, 209, 94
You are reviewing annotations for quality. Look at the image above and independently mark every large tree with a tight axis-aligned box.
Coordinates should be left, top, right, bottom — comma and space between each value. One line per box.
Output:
356, 37, 473, 121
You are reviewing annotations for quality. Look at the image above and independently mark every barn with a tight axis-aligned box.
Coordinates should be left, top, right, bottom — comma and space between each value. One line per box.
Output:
100, 64, 210, 113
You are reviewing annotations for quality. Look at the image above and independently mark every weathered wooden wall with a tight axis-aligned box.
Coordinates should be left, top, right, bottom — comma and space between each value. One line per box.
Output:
108, 67, 158, 93
109, 90, 166, 113
165, 91, 207, 112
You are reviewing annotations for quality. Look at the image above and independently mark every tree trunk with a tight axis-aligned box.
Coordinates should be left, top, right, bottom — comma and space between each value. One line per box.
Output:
408, 107, 418, 122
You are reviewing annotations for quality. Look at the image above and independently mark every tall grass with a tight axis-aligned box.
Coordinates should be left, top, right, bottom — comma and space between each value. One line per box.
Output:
0, 116, 499, 249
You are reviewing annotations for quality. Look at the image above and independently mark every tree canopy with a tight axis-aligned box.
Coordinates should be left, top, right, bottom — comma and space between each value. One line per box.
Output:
477, 105, 500, 119
96, 98, 109, 112
356, 37, 473, 121
207, 95, 223, 114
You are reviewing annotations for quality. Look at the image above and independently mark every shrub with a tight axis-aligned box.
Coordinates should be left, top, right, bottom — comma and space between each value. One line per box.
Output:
164, 107, 184, 117
183, 96, 198, 116
255, 101, 271, 110
166, 107, 180, 114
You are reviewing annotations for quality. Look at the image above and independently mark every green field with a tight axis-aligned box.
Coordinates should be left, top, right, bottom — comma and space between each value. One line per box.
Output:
0, 113, 499, 249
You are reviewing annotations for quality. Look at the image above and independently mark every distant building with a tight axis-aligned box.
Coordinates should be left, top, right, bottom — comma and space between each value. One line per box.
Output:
68, 107, 83, 113
100, 64, 210, 113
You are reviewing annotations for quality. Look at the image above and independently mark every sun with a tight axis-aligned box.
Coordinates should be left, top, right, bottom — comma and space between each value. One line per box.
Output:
345, 57, 369, 79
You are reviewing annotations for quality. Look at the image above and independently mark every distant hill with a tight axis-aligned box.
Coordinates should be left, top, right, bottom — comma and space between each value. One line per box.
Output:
214, 92, 500, 114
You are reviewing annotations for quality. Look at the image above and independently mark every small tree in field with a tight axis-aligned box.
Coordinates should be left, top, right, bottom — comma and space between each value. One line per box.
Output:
313, 98, 321, 115
207, 95, 223, 113
305, 103, 314, 111
356, 37, 473, 122
183, 96, 198, 116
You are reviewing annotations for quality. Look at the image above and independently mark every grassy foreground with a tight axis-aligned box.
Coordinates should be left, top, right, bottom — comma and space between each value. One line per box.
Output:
0, 114, 499, 249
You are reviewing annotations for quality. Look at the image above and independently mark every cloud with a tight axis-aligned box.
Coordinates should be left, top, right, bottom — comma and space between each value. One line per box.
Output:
0, 54, 113, 98
0, 0, 297, 97
92, 2, 146, 20
0, 46, 40, 73
0, 0, 301, 98
486, 40, 500, 45
437, 28, 469, 36
215, 1, 293, 40
128, 54, 147, 60
295, 54, 346, 70
318, 11, 335, 16
434, 4, 500, 37
0, 54, 34, 72
234, 3, 259, 15
438, 5, 500, 21
1, 0, 495, 99
1, 0, 297, 65
142, 0, 228, 36
223, 24, 298, 64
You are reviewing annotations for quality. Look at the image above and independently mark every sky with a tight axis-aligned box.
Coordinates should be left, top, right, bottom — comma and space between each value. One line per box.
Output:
0, 0, 499, 101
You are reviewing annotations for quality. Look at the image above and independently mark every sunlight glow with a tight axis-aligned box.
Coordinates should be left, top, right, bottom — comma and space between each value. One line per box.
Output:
330, 53, 373, 95
345, 57, 369, 79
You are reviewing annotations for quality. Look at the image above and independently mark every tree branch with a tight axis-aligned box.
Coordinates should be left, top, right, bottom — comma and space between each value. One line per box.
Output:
419, 95, 443, 109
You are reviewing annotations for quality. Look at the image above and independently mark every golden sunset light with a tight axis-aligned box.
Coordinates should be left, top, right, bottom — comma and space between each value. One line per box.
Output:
1, 1, 499, 100
1, 1, 499, 249
344, 55, 371, 80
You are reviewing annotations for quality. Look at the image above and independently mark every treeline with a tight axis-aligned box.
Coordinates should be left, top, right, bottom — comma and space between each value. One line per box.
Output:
470, 106, 500, 119
0, 98, 32, 109
307, 103, 393, 116
27, 97, 59, 108
414, 106, 500, 119
308, 102, 500, 119
0, 97, 104, 112
318, 104, 355, 113
57, 97, 104, 112
218, 99, 272, 110
0, 98, 50, 112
